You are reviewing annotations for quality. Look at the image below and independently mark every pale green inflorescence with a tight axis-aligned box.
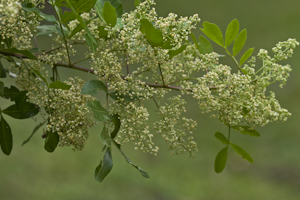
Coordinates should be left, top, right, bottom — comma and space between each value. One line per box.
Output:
1, 0, 299, 156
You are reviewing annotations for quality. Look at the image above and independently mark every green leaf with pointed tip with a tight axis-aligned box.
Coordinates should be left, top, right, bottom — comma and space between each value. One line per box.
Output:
0, 81, 4, 97
168, 45, 187, 59
86, 101, 110, 121
225, 19, 239, 47
199, 35, 213, 54
214, 132, 228, 144
239, 48, 254, 66
231, 126, 260, 137
140, 19, 164, 47
233, 29, 247, 56
201, 21, 224, 47
110, 114, 120, 139
214, 147, 228, 173
230, 143, 253, 163
103, 1, 117, 27
2, 48, 36, 59
61, 0, 97, 24
135, 0, 141, 7
94, 0, 123, 22
100, 127, 111, 147
2, 104, 38, 119
22, 120, 47, 146
113, 141, 150, 178
22, 3, 58, 23
49, 81, 71, 90
3, 86, 20, 101
44, 131, 59, 153
2, 91, 39, 119
95, 148, 113, 183
0, 115, 12, 155
81, 80, 107, 95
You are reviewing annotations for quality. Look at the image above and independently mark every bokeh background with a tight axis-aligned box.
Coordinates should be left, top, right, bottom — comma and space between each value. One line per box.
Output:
1, 0, 300, 199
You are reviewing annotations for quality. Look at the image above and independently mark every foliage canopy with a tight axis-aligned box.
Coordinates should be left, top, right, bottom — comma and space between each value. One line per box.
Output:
0, 0, 298, 182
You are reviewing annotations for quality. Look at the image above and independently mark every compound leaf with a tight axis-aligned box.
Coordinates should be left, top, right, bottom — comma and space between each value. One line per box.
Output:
86, 101, 110, 121
95, 148, 113, 183
0, 115, 12, 155
214, 132, 228, 145
214, 147, 228, 173
230, 143, 253, 163
225, 19, 239, 47
81, 80, 107, 95
233, 29, 247, 56
239, 47, 254, 66
44, 131, 59, 153
201, 21, 224, 47
140, 19, 164, 47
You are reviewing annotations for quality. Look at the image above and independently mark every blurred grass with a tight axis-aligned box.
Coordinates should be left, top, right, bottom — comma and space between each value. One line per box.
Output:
1, 0, 300, 199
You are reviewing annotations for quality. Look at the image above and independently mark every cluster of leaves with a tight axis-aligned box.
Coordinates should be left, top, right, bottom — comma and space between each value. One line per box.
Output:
0, 0, 297, 182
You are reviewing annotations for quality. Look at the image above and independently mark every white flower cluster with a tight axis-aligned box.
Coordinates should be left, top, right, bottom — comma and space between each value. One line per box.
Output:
46, 78, 95, 151
154, 95, 197, 157
111, 101, 159, 155
1, 0, 298, 157
0, 0, 40, 49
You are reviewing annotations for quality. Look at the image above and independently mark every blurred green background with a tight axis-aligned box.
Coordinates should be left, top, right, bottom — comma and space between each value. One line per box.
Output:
1, 0, 300, 199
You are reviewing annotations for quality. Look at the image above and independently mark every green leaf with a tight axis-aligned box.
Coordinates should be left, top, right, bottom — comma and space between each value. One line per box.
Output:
81, 80, 107, 95
100, 127, 111, 147
198, 35, 213, 54
94, 0, 123, 22
109, 91, 138, 102
103, 2, 117, 27
201, 21, 224, 47
0, 81, 4, 97
3, 86, 20, 101
214, 132, 228, 145
140, 19, 164, 47
0, 61, 7, 78
61, 0, 97, 24
2, 91, 39, 119
95, 148, 113, 183
168, 45, 187, 59
230, 143, 253, 163
22, 3, 58, 23
44, 131, 59, 153
98, 26, 109, 38
110, 114, 120, 139
22, 120, 47, 146
233, 29, 247, 56
49, 81, 71, 90
134, 0, 141, 7
190, 32, 200, 49
86, 101, 110, 121
231, 126, 260, 137
214, 147, 228, 173
239, 47, 254, 66
2, 48, 36, 59
55, 24, 69, 38
64, 0, 98, 52
36, 25, 57, 36
113, 141, 150, 178
160, 39, 174, 50
0, 115, 12, 155
225, 19, 239, 47
2, 103, 39, 119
